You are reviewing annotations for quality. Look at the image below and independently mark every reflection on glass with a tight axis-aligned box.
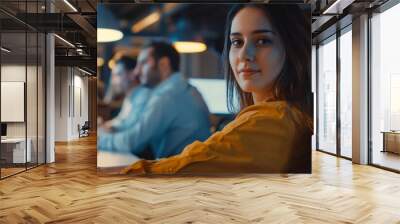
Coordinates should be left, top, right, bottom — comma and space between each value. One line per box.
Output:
371, 3, 400, 171
27, 32, 37, 169
318, 37, 337, 154
38, 33, 46, 165
1, 31, 27, 177
340, 30, 352, 158
0, 0, 47, 179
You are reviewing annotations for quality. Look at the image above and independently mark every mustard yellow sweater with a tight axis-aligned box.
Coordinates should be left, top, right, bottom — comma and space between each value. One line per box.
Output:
122, 101, 312, 174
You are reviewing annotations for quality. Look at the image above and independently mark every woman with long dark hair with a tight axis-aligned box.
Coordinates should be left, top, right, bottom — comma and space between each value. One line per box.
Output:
122, 4, 313, 174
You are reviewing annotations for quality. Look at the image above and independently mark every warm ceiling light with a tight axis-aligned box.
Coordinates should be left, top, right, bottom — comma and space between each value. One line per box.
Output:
1, 47, 11, 53
132, 12, 160, 33
97, 57, 104, 67
97, 28, 123, 43
173, 41, 207, 53
108, 59, 116, 69
54, 34, 75, 48
63, 0, 78, 12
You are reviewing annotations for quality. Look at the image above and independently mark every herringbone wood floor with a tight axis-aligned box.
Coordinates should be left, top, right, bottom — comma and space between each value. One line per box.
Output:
1, 135, 400, 224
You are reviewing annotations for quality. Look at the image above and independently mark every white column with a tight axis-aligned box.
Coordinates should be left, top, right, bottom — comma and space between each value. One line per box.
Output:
46, 32, 55, 163
352, 14, 369, 164
45, 0, 56, 163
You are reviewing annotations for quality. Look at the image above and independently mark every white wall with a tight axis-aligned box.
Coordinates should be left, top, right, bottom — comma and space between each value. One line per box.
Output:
1, 65, 36, 137
1, 65, 26, 142
55, 67, 89, 141
1, 63, 46, 163
55, 67, 69, 141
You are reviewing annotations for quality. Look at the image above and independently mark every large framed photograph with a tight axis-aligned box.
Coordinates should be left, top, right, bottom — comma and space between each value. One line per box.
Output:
97, 3, 312, 174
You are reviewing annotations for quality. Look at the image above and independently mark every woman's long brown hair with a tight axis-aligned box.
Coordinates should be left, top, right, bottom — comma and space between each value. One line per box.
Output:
223, 4, 313, 121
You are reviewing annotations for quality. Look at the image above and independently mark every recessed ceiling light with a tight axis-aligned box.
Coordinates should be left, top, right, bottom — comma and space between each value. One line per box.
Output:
1, 47, 11, 53
322, 0, 353, 15
78, 67, 93, 76
54, 34, 75, 48
63, 0, 78, 12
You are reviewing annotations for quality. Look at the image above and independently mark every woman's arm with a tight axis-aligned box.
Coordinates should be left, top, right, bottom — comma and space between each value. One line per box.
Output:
121, 103, 302, 175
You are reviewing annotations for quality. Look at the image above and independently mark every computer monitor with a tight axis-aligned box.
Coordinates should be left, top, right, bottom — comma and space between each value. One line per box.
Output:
188, 78, 231, 114
1, 123, 7, 137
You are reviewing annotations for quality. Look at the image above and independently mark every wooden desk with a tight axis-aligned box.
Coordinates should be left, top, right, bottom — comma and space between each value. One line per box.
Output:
382, 131, 400, 154
1, 138, 32, 164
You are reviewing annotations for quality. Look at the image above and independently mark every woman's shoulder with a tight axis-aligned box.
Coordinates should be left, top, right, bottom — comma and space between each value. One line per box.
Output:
234, 101, 312, 132
237, 101, 289, 119
218, 101, 285, 133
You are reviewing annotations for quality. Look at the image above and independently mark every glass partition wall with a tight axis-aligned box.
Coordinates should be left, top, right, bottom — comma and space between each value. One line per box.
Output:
316, 26, 353, 159
370, 2, 400, 171
317, 35, 337, 155
316, 0, 400, 172
0, 1, 46, 179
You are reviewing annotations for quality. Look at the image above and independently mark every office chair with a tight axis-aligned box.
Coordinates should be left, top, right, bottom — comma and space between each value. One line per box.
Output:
78, 121, 90, 138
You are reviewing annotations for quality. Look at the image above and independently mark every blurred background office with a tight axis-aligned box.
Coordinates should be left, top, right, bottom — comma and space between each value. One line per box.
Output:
97, 4, 236, 132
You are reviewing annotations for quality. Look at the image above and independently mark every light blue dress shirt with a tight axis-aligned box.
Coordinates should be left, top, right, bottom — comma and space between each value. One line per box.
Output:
108, 85, 151, 132
98, 73, 211, 159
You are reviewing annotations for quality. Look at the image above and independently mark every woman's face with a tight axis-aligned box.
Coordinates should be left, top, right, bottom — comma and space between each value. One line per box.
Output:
229, 7, 286, 98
